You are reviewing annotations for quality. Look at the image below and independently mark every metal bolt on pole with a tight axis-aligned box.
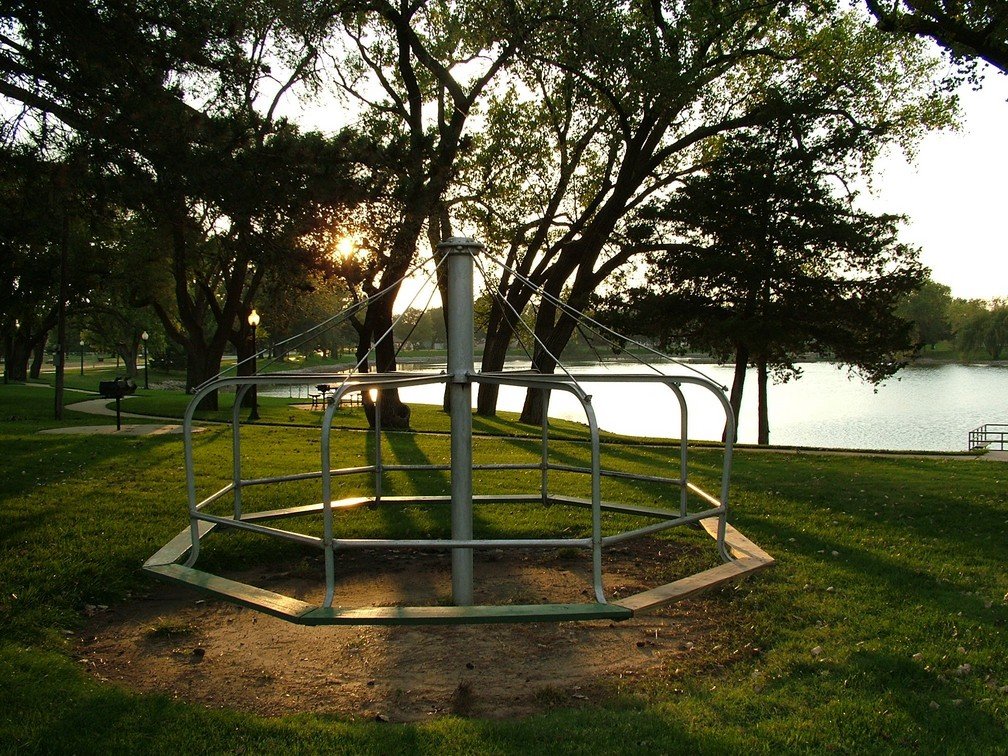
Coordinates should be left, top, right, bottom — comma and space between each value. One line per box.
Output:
440, 236, 482, 606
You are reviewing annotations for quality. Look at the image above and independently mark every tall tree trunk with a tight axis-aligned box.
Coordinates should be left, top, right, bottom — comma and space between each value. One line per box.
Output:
724, 343, 749, 443
757, 355, 769, 445
29, 340, 46, 379
476, 326, 512, 416
355, 293, 412, 430
184, 341, 225, 410
369, 292, 411, 429
428, 207, 453, 415
3, 333, 32, 382
518, 269, 594, 424
356, 207, 430, 430
54, 206, 69, 421
122, 348, 138, 377
518, 310, 581, 424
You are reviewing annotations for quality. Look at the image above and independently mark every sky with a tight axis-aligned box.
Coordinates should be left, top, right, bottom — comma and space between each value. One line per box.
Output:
861, 68, 1008, 301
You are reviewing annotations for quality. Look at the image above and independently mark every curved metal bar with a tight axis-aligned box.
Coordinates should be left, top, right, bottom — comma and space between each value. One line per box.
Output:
584, 397, 606, 604
472, 372, 607, 602
176, 366, 739, 613
321, 390, 341, 607
232, 383, 253, 519
182, 383, 214, 567
189, 370, 447, 396
478, 370, 737, 563
374, 389, 382, 503
541, 394, 549, 504
664, 381, 689, 517
475, 372, 590, 402
703, 382, 736, 563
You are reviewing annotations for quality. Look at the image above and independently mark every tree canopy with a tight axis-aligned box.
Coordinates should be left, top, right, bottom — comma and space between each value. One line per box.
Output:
600, 123, 925, 443
897, 278, 953, 349
865, 0, 1008, 74
463, 3, 954, 421
0, 0, 374, 404
0, 0, 969, 433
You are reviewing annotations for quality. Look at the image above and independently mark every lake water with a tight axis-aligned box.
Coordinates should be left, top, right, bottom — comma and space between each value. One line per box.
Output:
274, 361, 1008, 451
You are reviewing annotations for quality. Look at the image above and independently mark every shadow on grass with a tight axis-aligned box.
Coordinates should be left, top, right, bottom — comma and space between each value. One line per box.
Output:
731, 453, 1008, 566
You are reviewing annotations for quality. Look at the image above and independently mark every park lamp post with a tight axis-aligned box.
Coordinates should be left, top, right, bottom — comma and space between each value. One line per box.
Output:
79, 339, 85, 376
141, 331, 149, 390
248, 309, 260, 421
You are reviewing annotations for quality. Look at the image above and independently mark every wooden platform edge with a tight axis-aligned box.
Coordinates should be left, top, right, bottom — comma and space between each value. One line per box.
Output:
299, 602, 633, 626
699, 519, 776, 564
144, 520, 216, 568
144, 563, 314, 621
613, 556, 770, 613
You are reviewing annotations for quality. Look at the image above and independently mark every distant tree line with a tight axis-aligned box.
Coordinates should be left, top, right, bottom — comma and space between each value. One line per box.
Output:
899, 280, 1008, 361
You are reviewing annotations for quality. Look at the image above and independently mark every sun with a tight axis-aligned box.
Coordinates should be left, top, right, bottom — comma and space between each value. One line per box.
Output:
332, 234, 361, 261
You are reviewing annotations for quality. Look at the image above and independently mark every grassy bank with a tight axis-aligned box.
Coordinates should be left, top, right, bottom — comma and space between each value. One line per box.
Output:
1, 383, 1006, 753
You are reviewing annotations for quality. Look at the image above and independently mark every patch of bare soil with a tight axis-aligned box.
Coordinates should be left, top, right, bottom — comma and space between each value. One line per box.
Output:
77, 540, 757, 721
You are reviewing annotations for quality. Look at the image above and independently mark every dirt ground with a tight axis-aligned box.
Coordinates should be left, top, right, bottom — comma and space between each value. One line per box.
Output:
77, 540, 757, 721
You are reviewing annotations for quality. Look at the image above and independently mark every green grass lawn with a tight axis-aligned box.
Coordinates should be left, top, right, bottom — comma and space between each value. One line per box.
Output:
1, 382, 1006, 753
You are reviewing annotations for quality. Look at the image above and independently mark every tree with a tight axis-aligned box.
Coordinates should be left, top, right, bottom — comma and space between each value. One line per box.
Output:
948, 296, 989, 337
461, 3, 951, 421
898, 278, 953, 349
326, 0, 535, 428
257, 269, 356, 361
957, 304, 1008, 359
601, 124, 924, 444
865, 0, 1008, 74
1, 1, 369, 406
0, 144, 112, 386
394, 307, 445, 350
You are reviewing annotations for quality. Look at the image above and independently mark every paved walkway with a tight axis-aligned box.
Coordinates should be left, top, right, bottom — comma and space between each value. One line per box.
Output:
39, 396, 205, 437
38, 423, 193, 437
64, 396, 177, 421
979, 449, 1008, 462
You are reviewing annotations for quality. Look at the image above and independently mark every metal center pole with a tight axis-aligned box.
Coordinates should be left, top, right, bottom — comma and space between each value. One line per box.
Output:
441, 237, 481, 606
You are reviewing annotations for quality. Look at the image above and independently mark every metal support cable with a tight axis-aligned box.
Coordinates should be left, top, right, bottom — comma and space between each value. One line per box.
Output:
481, 254, 637, 383
473, 254, 586, 396
479, 259, 538, 366
255, 253, 442, 376
570, 310, 670, 379
575, 321, 614, 368
483, 278, 537, 367
392, 272, 442, 362
199, 253, 442, 388
481, 250, 723, 388
330, 253, 449, 400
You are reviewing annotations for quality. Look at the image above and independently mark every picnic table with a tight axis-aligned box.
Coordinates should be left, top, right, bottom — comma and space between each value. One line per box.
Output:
315, 384, 331, 407
309, 384, 363, 410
